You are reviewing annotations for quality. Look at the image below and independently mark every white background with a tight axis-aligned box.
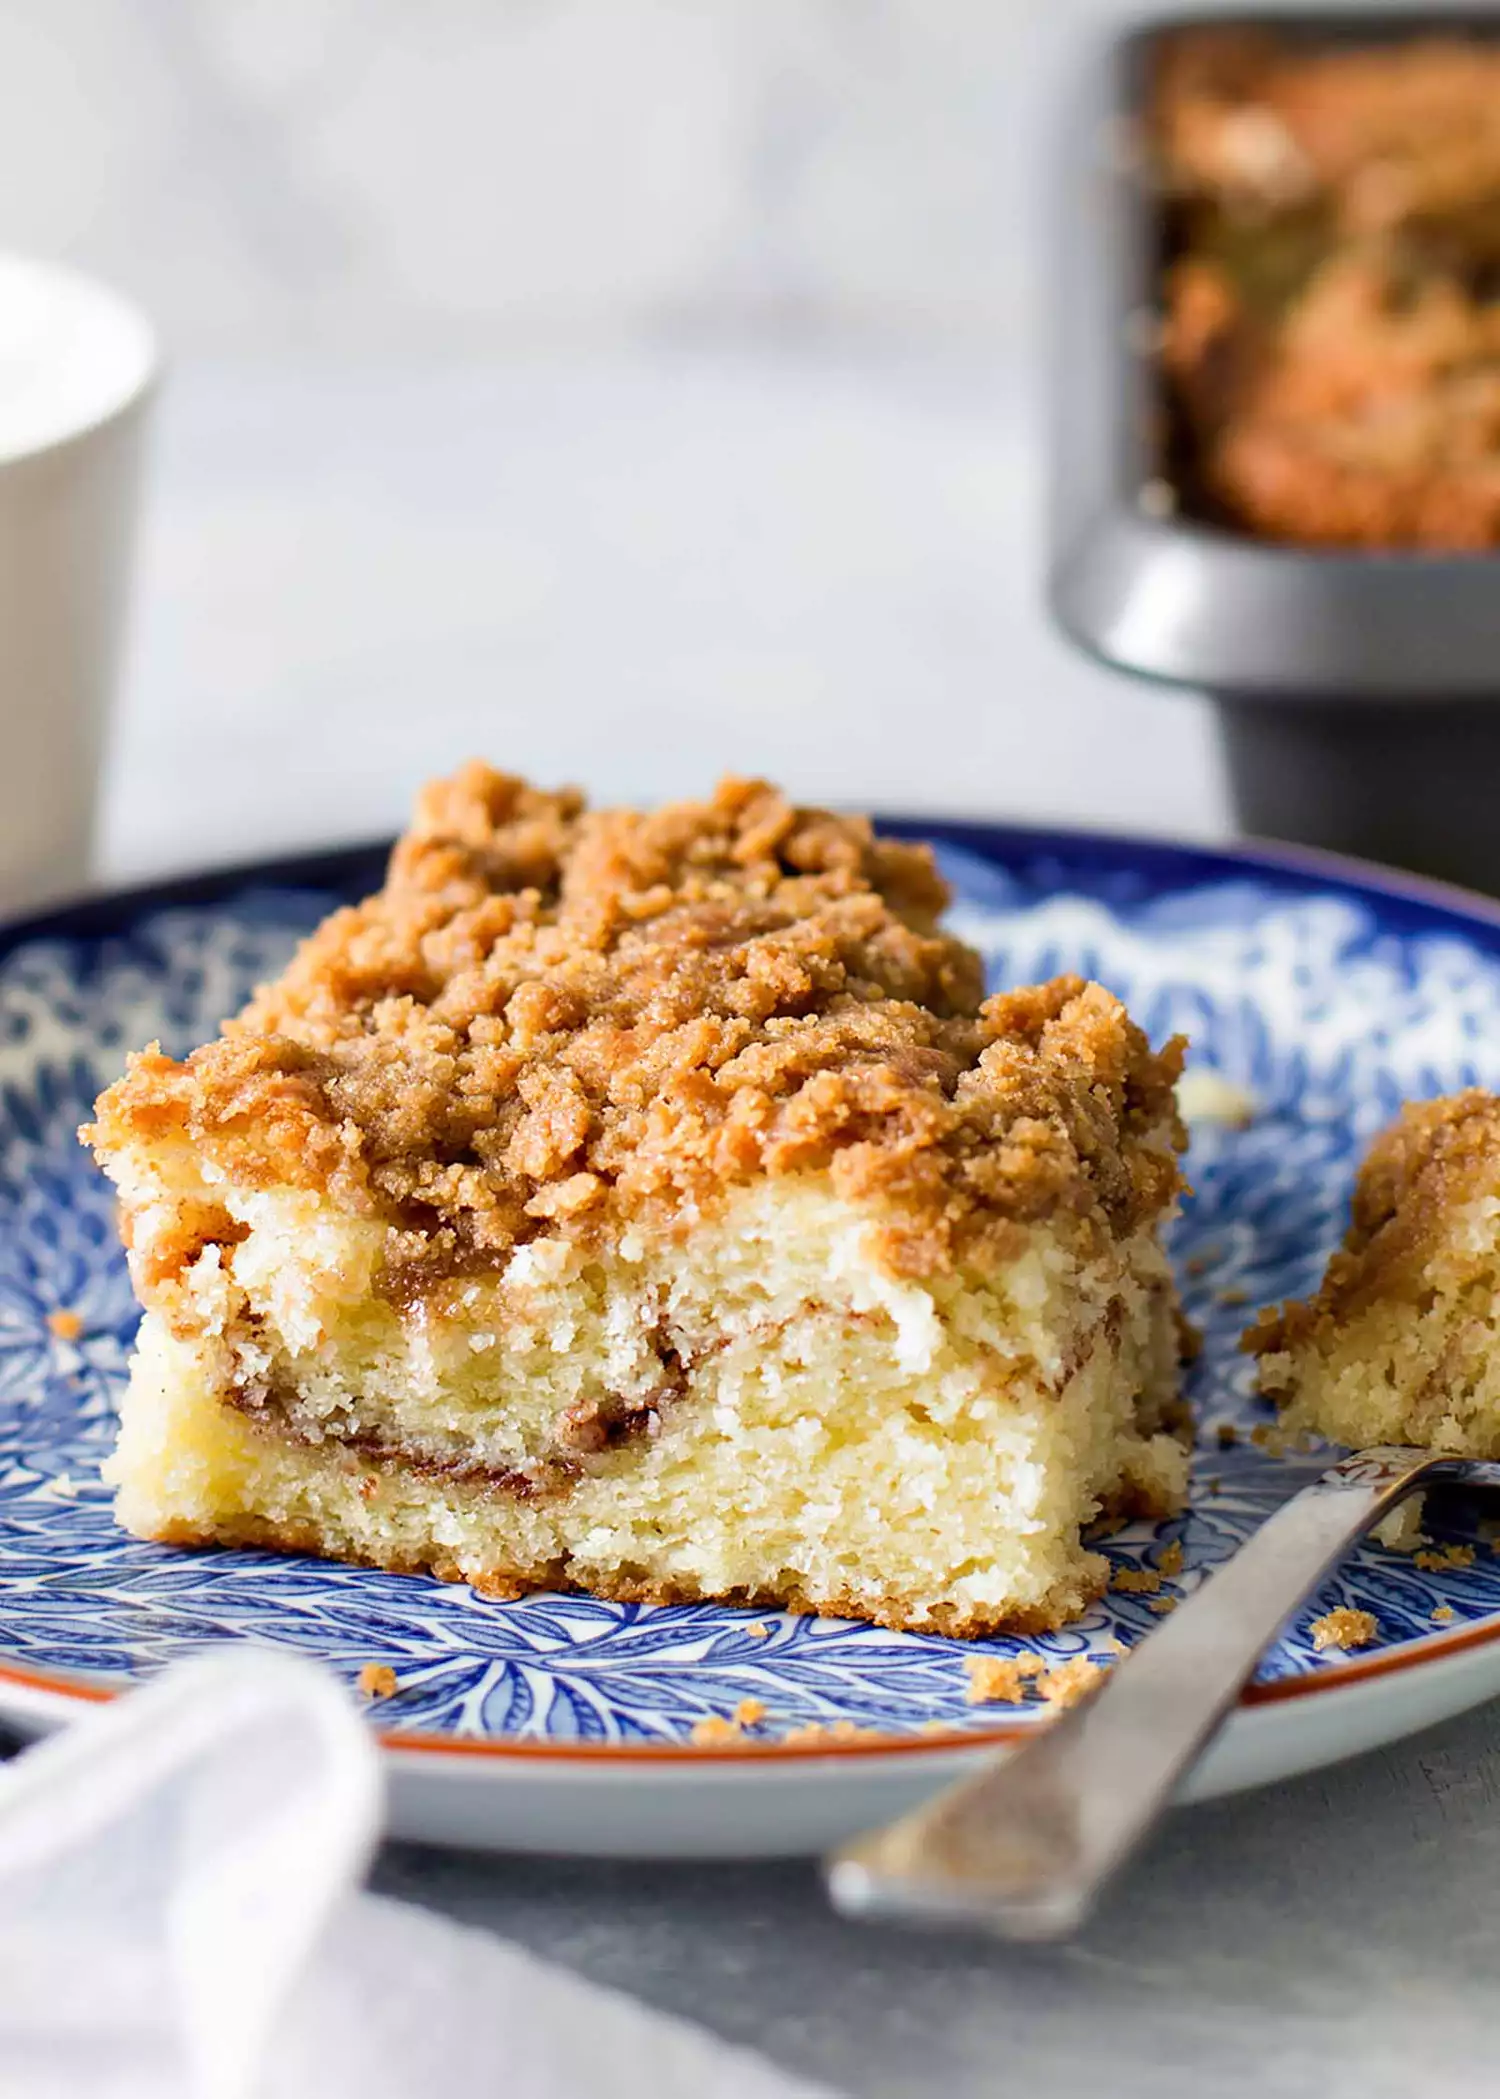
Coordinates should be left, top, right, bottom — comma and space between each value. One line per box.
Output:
0, 0, 1251, 880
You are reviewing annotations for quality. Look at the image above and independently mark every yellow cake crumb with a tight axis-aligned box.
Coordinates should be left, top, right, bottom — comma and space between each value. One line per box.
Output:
1310, 1607, 1378, 1653
1176, 1071, 1258, 1129
1113, 1566, 1161, 1595
964, 1652, 1046, 1705
691, 1714, 745, 1745
1432, 1604, 1456, 1625
733, 1697, 767, 1727
1373, 1498, 1427, 1554
1158, 1540, 1184, 1577
1414, 1544, 1475, 1573
1149, 1596, 1179, 1615
46, 1309, 83, 1341
1037, 1656, 1106, 1709
746, 1622, 772, 1640
357, 1663, 399, 1699
780, 1718, 877, 1746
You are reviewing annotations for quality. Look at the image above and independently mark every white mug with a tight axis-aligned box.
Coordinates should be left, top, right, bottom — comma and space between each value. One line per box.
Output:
0, 255, 157, 915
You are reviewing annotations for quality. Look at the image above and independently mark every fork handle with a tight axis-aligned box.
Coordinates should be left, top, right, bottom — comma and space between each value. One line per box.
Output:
826, 1445, 1438, 1940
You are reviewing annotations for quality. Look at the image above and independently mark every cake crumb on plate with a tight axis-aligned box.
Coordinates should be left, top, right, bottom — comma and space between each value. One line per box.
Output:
1175, 1070, 1257, 1128
1373, 1499, 1427, 1554
1414, 1544, 1475, 1573
780, 1719, 877, 1747
691, 1714, 744, 1746
358, 1663, 399, 1699
1037, 1657, 1106, 1709
964, 1652, 1045, 1705
46, 1309, 83, 1341
1311, 1608, 1377, 1653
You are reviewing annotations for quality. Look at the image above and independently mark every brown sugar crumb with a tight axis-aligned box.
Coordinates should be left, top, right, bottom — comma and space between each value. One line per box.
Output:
357, 1663, 399, 1699
1310, 1607, 1378, 1653
964, 1651, 1046, 1705
690, 1714, 745, 1746
1113, 1565, 1161, 1595
1215, 1422, 1238, 1449
46, 1309, 83, 1341
1148, 1596, 1179, 1616
1037, 1657, 1107, 1709
780, 1718, 879, 1747
733, 1696, 767, 1727
1414, 1544, 1476, 1573
1432, 1604, 1457, 1625
83, 766, 1188, 1293
1158, 1540, 1184, 1578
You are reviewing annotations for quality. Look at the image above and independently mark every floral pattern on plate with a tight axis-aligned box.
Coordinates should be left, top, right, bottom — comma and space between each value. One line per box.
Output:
0, 834, 1496, 1745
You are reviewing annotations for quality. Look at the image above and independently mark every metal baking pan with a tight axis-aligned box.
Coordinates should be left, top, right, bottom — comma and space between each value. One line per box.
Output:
1047, 7, 1500, 892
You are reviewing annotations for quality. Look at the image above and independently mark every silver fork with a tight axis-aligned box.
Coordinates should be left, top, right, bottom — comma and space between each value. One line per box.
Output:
826, 1446, 1500, 1940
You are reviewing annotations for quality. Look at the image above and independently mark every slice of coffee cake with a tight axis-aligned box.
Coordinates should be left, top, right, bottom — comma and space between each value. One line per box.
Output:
86, 768, 1190, 1637
1249, 1091, 1500, 1456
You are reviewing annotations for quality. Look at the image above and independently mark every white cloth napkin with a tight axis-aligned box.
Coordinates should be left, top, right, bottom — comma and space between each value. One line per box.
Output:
0, 1651, 837, 2099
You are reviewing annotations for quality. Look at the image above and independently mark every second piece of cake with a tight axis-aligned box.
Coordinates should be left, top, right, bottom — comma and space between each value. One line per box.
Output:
1249, 1091, 1500, 1456
86, 767, 1192, 1637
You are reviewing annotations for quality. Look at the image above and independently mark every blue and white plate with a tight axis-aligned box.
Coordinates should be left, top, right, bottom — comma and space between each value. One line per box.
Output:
4, 821, 1500, 1858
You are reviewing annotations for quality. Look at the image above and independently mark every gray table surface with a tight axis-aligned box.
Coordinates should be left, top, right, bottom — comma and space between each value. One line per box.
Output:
373, 1698, 1500, 2097
102, 355, 1498, 2099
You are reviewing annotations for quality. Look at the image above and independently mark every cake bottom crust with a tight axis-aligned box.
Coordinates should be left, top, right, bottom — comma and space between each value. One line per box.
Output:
146, 1442, 1183, 1642
151, 1509, 1106, 1640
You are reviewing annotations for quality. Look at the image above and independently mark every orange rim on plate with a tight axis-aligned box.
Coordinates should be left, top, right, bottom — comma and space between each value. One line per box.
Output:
0, 1610, 1495, 1764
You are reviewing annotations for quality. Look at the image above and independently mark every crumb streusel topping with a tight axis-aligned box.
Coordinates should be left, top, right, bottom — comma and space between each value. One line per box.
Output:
1246, 1090, 1500, 1357
86, 766, 1185, 1284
